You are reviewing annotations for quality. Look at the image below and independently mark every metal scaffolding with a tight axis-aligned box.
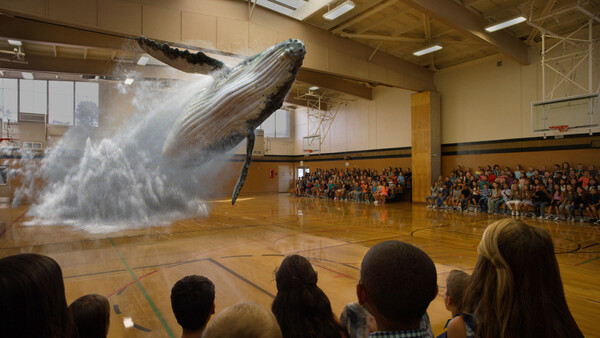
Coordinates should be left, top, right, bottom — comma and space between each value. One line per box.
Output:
295, 88, 351, 154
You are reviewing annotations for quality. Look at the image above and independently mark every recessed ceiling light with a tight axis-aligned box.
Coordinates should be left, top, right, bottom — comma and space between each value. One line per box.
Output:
310, 86, 319, 91
22, 72, 34, 79
124, 78, 134, 85
323, 0, 355, 20
485, 16, 527, 32
413, 45, 442, 56
137, 54, 150, 66
8, 40, 22, 47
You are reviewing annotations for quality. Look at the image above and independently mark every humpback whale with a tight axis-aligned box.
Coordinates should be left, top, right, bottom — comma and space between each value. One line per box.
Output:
137, 37, 305, 205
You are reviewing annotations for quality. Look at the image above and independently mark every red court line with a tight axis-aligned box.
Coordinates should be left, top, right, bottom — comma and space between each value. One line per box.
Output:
106, 269, 160, 298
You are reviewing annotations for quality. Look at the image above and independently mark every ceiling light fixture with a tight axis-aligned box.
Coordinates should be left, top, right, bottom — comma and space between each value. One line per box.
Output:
8, 40, 22, 47
290, 0, 333, 21
323, 0, 355, 20
413, 45, 442, 56
137, 54, 150, 66
310, 86, 319, 91
22, 72, 34, 79
485, 16, 527, 32
124, 78, 134, 85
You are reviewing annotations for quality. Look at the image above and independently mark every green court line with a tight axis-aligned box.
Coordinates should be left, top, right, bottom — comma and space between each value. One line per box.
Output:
577, 255, 600, 266
109, 237, 175, 337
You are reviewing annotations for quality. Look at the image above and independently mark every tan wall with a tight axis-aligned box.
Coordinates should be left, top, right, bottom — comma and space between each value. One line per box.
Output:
295, 86, 414, 155
441, 148, 600, 176
435, 46, 600, 144
0, 0, 433, 91
292, 157, 412, 174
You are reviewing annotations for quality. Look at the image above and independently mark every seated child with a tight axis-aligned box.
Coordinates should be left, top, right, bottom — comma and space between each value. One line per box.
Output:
437, 270, 474, 338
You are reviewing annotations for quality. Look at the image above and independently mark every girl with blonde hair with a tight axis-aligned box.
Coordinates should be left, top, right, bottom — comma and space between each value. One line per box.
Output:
464, 219, 582, 337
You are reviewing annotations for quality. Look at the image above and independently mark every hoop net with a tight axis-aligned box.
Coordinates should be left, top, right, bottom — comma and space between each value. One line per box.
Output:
549, 125, 569, 139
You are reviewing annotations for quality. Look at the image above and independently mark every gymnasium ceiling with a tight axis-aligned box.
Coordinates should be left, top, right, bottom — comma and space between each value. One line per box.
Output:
0, 0, 598, 106
254, 0, 600, 69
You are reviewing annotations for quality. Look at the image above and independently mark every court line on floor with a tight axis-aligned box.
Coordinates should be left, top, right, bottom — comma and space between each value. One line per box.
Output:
0, 208, 28, 238
108, 237, 175, 338
208, 258, 275, 298
575, 255, 600, 266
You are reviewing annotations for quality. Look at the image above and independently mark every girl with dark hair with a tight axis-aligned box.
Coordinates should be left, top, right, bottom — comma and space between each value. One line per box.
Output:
272, 254, 348, 338
464, 219, 583, 338
0, 253, 76, 338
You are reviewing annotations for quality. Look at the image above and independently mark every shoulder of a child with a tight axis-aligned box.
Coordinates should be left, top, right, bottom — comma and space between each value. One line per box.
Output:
446, 315, 467, 338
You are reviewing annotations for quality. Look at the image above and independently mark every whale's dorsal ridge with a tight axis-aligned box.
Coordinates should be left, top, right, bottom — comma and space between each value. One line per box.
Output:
137, 37, 228, 74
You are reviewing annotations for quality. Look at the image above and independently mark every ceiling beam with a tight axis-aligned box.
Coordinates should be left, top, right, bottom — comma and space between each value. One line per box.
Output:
339, 33, 425, 42
355, 7, 411, 34
422, 13, 435, 70
295, 69, 372, 100
399, 0, 529, 65
0, 54, 201, 80
331, 0, 400, 34
525, 0, 556, 44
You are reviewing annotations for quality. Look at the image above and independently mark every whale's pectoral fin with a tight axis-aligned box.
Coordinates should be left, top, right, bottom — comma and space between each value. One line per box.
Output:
137, 36, 228, 74
232, 131, 256, 205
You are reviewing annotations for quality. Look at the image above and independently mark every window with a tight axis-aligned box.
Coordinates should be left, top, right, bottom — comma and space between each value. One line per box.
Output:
275, 109, 290, 137
0, 79, 18, 122
19, 80, 47, 114
257, 109, 290, 138
75, 82, 99, 127
297, 167, 309, 178
49, 81, 74, 125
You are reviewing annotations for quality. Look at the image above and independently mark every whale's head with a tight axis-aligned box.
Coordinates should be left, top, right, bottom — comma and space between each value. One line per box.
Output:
220, 39, 306, 128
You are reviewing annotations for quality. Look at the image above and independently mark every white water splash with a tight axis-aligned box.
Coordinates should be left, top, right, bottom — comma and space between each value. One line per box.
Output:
13, 76, 235, 233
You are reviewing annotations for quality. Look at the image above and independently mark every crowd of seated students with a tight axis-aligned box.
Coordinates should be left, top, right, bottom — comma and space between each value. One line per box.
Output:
293, 167, 411, 205
0, 219, 584, 337
425, 162, 600, 225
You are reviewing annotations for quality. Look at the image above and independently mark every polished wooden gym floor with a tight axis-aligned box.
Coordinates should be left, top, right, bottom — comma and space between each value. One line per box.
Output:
0, 194, 598, 337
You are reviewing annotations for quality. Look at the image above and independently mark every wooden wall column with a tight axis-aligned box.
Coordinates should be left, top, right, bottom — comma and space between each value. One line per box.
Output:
411, 91, 441, 203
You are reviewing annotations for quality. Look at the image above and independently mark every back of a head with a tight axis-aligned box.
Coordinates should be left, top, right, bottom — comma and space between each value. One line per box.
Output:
445, 270, 470, 313
465, 219, 582, 337
201, 302, 281, 338
0, 253, 72, 338
272, 254, 346, 338
69, 294, 110, 338
360, 240, 437, 326
171, 275, 215, 332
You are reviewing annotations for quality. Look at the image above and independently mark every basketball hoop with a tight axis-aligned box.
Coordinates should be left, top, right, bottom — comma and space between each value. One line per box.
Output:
548, 125, 569, 139
303, 149, 313, 157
